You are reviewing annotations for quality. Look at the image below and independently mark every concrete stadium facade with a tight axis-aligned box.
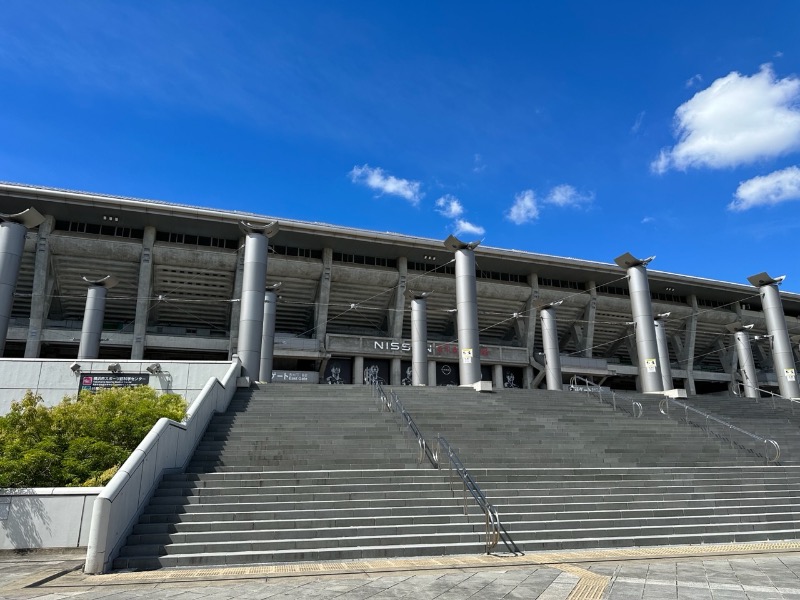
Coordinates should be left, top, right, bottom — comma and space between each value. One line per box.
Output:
2, 181, 800, 396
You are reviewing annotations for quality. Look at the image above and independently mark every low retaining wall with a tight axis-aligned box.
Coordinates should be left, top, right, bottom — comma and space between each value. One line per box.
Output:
0, 359, 235, 415
84, 358, 242, 574
0, 487, 101, 551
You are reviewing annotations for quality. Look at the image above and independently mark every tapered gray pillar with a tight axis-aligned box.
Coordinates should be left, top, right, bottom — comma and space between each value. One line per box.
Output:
259, 283, 281, 383
615, 253, 663, 393
0, 208, 45, 355
237, 221, 278, 382
407, 290, 431, 386
445, 235, 481, 386
748, 273, 800, 398
727, 323, 759, 399
78, 276, 119, 360
540, 303, 563, 391
654, 314, 674, 390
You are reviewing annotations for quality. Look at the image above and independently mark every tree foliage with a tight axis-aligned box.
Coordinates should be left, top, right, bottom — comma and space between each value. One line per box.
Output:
0, 387, 186, 488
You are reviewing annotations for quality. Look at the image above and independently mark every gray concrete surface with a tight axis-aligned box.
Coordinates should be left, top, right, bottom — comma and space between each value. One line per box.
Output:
4, 545, 800, 600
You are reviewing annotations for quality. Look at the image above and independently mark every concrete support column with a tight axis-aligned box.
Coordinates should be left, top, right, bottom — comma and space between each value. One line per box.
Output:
445, 236, 481, 386
391, 358, 401, 386
492, 364, 503, 389
353, 356, 364, 385
131, 226, 156, 360
389, 257, 407, 339
408, 291, 430, 386
260, 283, 281, 383
237, 221, 278, 382
24, 215, 54, 358
654, 315, 674, 390
524, 365, 534, 389
748, 272, 800, 398
615, 253, 663, 393
315, 248, 333, 345
731, 326, 759, 399
428, 360, 437, 386
540, 304, 563, 391
228, 239, 245, 359
684, 295, 698, 396
78, 276, 119, 360
0, 209, 45, 355
583, 282, 597, 357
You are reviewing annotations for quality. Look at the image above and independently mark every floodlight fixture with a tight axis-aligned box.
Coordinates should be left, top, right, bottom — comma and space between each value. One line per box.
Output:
655, 312, 671, 320
614, 252, 655, 269
747, 272, 786, 287
70, 362, 81, 374
108, 363, 122, 373
146, 363, 162, 375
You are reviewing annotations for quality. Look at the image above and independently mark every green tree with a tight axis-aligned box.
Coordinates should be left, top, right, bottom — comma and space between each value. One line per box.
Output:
0, 387, 186, 487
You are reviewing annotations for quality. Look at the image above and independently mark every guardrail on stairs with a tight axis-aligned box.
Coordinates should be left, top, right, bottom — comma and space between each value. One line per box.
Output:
733, 381, 800, 414
569, 375, 781, 465
371, 381, 521, 555
658, 397, 781, 464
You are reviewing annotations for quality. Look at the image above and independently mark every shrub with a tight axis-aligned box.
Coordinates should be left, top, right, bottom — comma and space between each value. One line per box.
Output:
0, 387, 186, 487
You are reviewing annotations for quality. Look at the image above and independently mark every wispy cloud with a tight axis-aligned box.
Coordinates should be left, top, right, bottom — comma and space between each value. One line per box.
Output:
472, 153, 486, 173
506, 190, 540, 224
544, 184, 594, 207
652, 64, 800, 174
729, 165, 800, 211
349, 164, 423, 205
435, 195, 464, 218
631, 111, 645, 134
641, 216, 655, 224
454, 219, 485, 237
685, 74, 703, 88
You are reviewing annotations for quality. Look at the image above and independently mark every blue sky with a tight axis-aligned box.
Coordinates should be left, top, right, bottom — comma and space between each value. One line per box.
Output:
3, 2, 800, 290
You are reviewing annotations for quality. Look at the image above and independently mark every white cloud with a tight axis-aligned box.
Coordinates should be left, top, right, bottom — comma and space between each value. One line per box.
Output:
729, 165, 800, 211
435, 195, 464, 218
685, 74, 703, 88
472, 153, 486, 173
544, 184, 594, 207
349, 164, 423, 205
454, 219, 485, 237
641, 216, 655, 224
652, 65, 800, 173
506, 190, 540, 224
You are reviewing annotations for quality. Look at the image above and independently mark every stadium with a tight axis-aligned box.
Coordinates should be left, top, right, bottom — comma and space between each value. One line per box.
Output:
2, 180, 800, 574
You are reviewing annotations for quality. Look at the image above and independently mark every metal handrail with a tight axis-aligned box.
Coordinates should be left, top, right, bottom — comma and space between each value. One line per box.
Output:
734, 381, 800, 414
372, 381, 438, 468
435, 435, 521, 555
370, 381, 521, 555
569, 375, 643, 418
658, 397, 781, 464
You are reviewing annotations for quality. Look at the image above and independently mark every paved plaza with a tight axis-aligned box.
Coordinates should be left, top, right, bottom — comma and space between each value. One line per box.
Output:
3, 543, 800, 600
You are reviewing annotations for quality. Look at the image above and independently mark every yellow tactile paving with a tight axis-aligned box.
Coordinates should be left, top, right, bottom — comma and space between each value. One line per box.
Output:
79, 539, 800, 589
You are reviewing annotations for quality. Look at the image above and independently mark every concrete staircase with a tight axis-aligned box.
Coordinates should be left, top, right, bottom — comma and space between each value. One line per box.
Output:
113, 384, 800, 570
113, 385, 482, 569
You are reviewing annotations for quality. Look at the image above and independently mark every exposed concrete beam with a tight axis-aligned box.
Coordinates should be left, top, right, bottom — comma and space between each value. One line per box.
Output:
24, 215, 54, 357
314, 248, 333, 345
131, 226, 155, 360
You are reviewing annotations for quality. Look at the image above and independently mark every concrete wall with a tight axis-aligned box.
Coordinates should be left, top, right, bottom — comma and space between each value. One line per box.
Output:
0, 359, 234, 414
84, 358, 241, 574
0, 487, 101, 550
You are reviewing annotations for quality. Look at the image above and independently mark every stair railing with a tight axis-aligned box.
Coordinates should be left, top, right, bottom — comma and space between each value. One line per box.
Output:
658, 397, 781, 464
370, 381, 521, 555
569, 375, 643, 418
435, 434, 522, 556
734, 382, 800, 414
372, 381, 438, 468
